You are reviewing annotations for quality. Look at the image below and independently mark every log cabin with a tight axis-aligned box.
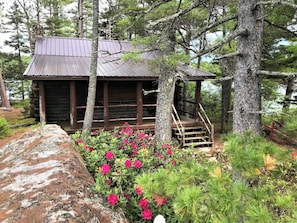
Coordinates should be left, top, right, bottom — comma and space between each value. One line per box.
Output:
24, 36, 216, 147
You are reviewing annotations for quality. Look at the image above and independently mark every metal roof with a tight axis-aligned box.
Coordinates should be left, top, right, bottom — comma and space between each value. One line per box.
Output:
24, 36, 216, 80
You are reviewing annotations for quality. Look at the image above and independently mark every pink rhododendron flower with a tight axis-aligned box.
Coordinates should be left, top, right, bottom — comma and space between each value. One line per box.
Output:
142, 209, 153, 220
134, 160, 142, 169
171, 160, 176, 166
124, 159, 132, 168
132, 149, 138, 155
105, 151, 114, 160
77, 139, 83, 144
154, 195, 167, 206
167, 149, 172, 155
84, 144, 89, 149
101, 163, 111, 175
89, 147, 94, 152
131, 142, 138, 149
139, 197, 149, 209
107, 194, 119, 206
138, 132, 148, 141
135, 185, 143, 195
106, 178, 111, 186
123, 139, 129, 144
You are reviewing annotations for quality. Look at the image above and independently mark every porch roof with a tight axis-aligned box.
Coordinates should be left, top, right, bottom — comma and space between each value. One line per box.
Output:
24, 36, 216, 80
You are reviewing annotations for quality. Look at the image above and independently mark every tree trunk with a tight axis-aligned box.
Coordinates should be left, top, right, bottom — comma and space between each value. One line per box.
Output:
154, 68, 176, 142
77, 0, 84, 38
233, 0, 264, 135
220, 58, 234, 133
83, 0, 99, 135
283, 77, 295, 109
154, 29, 176, 142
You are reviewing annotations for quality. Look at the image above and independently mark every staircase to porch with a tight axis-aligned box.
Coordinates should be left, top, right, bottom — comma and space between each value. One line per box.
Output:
172, 104, 214, 148
173, 125, 212, 148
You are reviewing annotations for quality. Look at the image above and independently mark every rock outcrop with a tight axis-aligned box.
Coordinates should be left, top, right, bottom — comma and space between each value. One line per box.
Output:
0, 124, 128, 223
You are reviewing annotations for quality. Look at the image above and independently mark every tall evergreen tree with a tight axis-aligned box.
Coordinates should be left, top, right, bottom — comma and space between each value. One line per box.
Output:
83, 0, 99, 134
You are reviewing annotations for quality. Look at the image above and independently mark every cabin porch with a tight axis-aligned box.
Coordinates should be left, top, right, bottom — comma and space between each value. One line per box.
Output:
31, 79, 214, 148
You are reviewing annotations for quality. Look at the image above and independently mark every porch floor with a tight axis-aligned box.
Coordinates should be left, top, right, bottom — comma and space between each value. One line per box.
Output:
57, 116, 203, 134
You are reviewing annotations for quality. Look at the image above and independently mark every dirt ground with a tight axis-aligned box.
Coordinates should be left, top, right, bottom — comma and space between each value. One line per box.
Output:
0, 108, 33, 147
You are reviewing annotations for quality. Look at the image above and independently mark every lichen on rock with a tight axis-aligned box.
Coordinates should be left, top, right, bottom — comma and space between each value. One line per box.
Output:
0, 124, 127, 223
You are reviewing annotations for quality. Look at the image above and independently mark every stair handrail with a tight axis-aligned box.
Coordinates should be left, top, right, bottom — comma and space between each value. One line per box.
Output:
197, 103, 214, 145
172, 104, 185, 147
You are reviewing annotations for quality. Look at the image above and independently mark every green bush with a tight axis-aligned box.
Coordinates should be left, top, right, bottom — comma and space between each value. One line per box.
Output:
0, 117, 11, 139
74, 127, 297, 222
72, 124, 189, 222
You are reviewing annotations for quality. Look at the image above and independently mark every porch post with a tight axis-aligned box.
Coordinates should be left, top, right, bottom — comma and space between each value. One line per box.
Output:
39, 81, 46, 124
70, 81, 77, 129
137, 81, 143, 124
195, 80, 202, 119
103, 81, 109, 129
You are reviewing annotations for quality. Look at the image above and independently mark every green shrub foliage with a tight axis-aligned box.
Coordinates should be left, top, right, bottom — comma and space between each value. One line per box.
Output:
0, 117, 11, 139
73, 126, 297, 222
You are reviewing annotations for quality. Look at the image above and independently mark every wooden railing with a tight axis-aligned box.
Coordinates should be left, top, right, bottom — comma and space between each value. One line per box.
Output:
197, 103, 214, 145
172, 104, 185, 146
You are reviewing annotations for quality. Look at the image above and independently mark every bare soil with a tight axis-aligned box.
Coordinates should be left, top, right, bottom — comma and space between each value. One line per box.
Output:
0, 108, 33, 147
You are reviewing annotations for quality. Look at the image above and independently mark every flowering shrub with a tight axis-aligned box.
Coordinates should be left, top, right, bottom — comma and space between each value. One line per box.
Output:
72, 123, 186, 222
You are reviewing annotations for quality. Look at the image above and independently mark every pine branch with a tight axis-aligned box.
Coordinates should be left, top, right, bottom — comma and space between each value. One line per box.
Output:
192, 28, 248, 59
265, 19, 297, 36
258, 70, 297, 77
194, 13, 238, 38
215, 52, 241, 60
146, 0, 209, 28
256, 0, 297, 9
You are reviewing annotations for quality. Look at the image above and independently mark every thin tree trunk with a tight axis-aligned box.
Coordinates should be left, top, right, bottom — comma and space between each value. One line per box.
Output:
233, 0, 264, 135
0, 66, 11, 109
283, 77, 295, 109
83, 0, 99, 136
77, 0, 84, 38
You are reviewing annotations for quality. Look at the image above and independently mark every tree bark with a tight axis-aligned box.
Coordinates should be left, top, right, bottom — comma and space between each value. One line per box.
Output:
233, 0, 264, 135
283, 77, 295, 109
154, 29, 176, 142
83, 0, 99, 135
154, 67, 176, 141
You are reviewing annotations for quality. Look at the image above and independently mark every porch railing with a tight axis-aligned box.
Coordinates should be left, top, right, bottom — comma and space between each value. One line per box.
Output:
172, 104, 185, 147
197, 103, 214, 145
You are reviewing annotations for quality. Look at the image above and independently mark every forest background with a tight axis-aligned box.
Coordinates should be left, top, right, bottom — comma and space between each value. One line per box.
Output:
0, 0, 296, 135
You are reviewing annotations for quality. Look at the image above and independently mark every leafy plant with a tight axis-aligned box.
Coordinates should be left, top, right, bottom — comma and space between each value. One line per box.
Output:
72, 123, 186, 222
0, 117, 11, 138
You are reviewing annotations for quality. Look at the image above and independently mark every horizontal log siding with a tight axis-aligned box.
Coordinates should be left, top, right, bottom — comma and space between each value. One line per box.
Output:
44, 81, 70, 122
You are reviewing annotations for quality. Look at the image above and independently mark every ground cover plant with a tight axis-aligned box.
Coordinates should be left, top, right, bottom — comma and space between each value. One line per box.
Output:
73, 125, 297, 222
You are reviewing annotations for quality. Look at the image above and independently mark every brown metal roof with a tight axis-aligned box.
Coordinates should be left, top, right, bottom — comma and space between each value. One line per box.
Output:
24, 36, 215, 80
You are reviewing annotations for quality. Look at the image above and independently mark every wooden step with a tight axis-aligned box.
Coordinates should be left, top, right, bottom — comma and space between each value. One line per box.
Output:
184, 141, 212, 147
175, 130, 207, 136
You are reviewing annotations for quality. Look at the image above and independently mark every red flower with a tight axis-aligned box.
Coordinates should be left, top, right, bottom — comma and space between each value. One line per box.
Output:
171, 160, 176, 166
107, 194, 119, 206
89, 147, 94, 152
167, 149, 172, 155
125, 159, 132, 168
138, 132, 148, 141
133, 149, 138, 155
131, 142, 138, 149
154, 195, 167, 206
77, 139, 83, 144
135, 185, 143, 195
142, 209, 153, 220
106, 178, 111, 186
134, 160, 142, 169
101, 163, 111, 175
123, 139, 129, 144
139, 197, 149, 209
105, 151, 114, 160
